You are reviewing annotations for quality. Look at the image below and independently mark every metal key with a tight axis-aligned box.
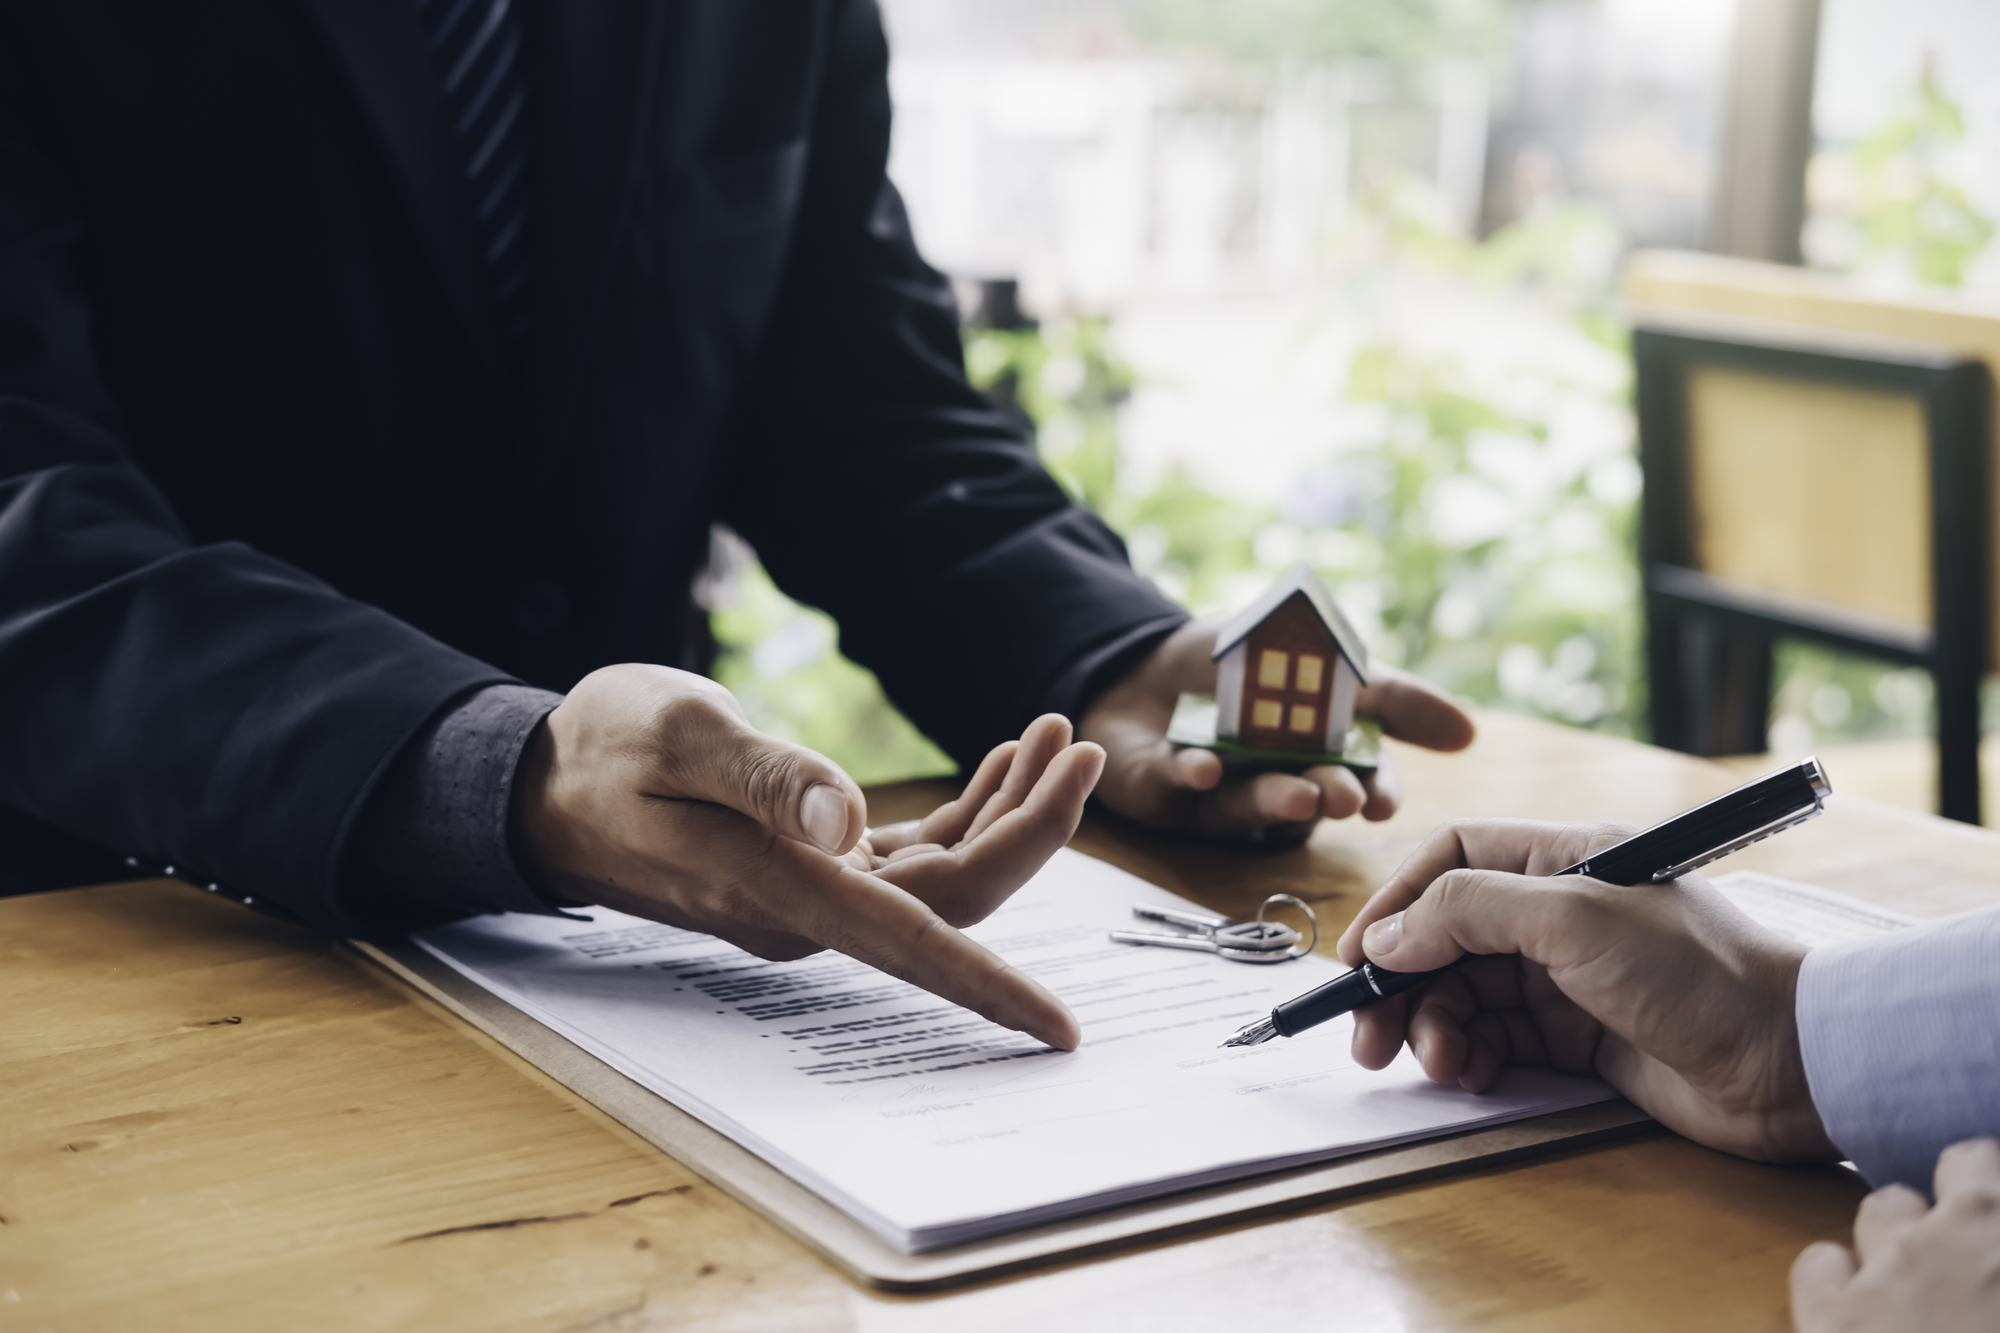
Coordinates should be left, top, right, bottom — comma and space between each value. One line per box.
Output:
1129, 903, 1298, 948
1109, 894, 1319, 964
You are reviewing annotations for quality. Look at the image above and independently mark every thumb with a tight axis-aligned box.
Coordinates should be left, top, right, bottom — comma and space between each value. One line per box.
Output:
1358, 669, 1476, 752
656, 699, 866, 854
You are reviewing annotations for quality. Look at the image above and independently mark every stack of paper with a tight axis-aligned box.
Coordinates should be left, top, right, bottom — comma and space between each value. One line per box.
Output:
414, 849, 1617, 1252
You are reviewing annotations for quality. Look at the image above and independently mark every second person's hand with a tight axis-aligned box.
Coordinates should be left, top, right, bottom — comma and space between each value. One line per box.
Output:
1791, 1138, 2000, 1333
1080, 619, 1476, 842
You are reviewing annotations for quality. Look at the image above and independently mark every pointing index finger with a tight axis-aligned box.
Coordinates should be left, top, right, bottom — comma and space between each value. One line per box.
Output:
774, 840, 1081, 1050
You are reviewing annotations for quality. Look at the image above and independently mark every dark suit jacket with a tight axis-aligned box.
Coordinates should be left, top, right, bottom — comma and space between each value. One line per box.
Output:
0, 0, 1183, 928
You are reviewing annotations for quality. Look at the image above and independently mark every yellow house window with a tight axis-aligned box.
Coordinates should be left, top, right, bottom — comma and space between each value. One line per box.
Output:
1257, 649, 1289, 689
1250, 698, 1284, 730
1289, 704, 1317, 735
1295, 654, 1324, 694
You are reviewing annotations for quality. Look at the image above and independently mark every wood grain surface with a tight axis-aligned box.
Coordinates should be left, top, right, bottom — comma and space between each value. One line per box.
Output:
3, 709, 1988, 1333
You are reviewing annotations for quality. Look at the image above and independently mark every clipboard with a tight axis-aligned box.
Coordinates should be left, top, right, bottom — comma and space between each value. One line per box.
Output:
354, 936, 1657, 1292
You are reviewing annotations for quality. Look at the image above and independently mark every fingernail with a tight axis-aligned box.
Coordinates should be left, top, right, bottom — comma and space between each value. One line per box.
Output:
801, 783, 850, 852
1363, 912, 1403, 956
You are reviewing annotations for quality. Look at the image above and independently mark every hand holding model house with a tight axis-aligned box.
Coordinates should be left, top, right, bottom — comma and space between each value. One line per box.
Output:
1168, 564, 1381, 774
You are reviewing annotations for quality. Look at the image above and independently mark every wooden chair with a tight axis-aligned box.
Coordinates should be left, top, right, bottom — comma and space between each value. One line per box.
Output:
1625, 252, 1997, 822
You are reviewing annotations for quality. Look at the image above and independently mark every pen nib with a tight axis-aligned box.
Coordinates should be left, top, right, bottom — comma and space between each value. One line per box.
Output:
1220, 1016, 1278, 1048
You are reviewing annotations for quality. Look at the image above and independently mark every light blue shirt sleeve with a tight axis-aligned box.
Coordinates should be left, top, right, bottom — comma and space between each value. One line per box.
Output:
1796, 907, 2000, 1192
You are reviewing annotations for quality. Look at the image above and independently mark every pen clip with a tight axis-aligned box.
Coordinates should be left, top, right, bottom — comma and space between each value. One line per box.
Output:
1648, 798, 1826, 882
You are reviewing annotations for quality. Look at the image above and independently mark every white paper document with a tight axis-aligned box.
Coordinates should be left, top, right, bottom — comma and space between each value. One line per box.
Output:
1708, 870, 1919, 946
412, 854, 1918, 1252
414, 849, 1615, 1252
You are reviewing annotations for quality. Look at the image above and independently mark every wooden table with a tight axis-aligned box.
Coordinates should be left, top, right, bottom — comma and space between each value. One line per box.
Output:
6, 710, 1997, 1333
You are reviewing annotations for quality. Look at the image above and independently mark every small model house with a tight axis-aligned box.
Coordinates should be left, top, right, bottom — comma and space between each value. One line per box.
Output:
1211, 564, 1369, 759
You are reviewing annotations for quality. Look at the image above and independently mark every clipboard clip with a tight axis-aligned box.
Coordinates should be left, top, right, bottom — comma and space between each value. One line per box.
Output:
1110, 895, 1319, 964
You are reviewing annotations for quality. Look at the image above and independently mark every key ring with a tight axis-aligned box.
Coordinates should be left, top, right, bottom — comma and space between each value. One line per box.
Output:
1109, 893, 1320, 963
1253, 893, 1318, 957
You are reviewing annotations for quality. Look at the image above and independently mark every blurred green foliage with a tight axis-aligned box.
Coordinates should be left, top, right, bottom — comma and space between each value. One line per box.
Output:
1766, 643, 1937, 758
1812, 62, 1996, 290
707, 560, 954, 786
708, 67, 1997, 784
712, 183, 1650, 782
1335, 191, 1639, 731
964, 316, 1131, 515
1847, 66, 1995, 288
976, 184, 1647, 737
708, 43, 1993, 792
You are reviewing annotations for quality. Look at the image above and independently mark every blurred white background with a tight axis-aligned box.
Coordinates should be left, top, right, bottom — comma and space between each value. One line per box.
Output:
709, 0, 2000, 798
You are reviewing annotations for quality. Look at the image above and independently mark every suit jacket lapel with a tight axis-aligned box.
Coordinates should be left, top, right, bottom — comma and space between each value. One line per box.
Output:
526, 0, 669, 439
295, 0, 508, 390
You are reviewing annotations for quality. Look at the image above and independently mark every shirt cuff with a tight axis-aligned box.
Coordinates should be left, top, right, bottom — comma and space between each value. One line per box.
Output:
344, 683, 566, 925
1797, 907, 2000, 1192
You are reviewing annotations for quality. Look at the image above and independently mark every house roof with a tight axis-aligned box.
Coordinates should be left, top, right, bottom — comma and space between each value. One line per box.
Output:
1210, 563, 1370, 683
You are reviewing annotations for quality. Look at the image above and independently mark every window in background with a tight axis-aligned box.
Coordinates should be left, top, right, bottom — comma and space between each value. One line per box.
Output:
1805, 0, 2000, 292
708, 0, 1738, 782
1726, 0, 2000, 812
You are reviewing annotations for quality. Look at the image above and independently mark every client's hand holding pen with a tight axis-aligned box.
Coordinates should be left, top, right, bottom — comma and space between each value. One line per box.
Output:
1224, 758, 1827, 1051
1236, 759, 1841, 1163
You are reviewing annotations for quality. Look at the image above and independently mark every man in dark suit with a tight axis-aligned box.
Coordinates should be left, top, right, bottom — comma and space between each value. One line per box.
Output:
0, 0, 1471, 1043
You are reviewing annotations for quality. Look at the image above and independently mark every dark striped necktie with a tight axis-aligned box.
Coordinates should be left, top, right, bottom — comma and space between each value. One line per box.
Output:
416, 0, 531, 346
